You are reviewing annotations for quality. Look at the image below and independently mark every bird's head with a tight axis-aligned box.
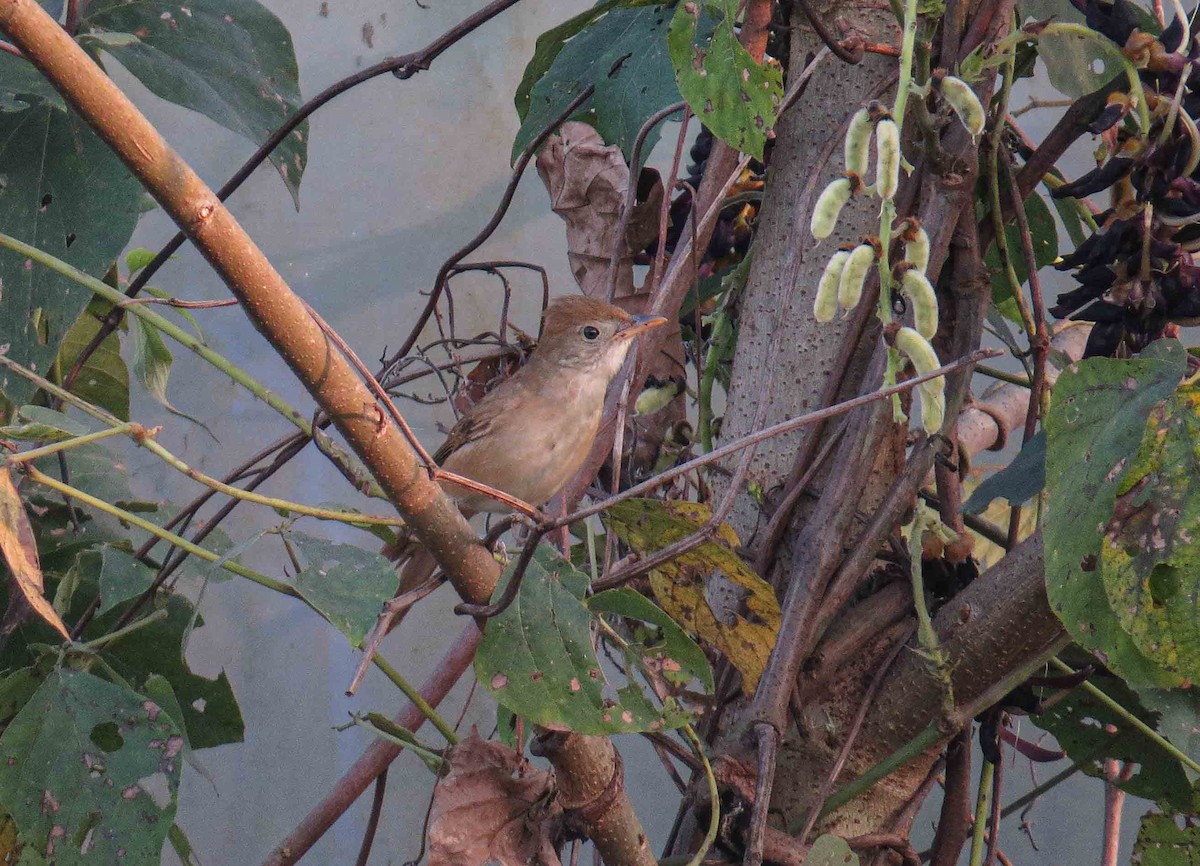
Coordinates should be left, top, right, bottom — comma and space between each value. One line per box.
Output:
533, 296, 668, 380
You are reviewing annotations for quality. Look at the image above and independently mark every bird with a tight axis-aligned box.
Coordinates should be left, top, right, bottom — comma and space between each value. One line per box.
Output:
388, 295, 668, 596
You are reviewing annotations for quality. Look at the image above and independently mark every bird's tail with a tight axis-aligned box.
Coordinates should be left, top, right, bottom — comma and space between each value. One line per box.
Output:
380, 508, 477, 631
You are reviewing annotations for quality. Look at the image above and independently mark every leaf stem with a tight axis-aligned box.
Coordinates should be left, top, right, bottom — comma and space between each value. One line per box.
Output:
682, 724, 719, 866
0, 231, 378, 496
967, 760, 994, 866
24, 465, 298, 597
5, 424, 135, 463
80, 608, 168, 650
370, 654, 459, 744
1049, 657, 1200, 775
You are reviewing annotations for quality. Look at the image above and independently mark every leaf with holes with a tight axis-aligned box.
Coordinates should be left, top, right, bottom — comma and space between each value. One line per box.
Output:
475, 544, 695, 734
667, 0, 781, 160
605, 499, 779, 693
514, 2, 698, 163
1135, 810, 1200, 865
96, 595, 244, 750
1044, 339, 1187, 687
290, 533, 400, 649
0, 106, 142, 407
79, 0, 307, 204
1099, 381, 1200, 681
1032, 666, 1195, 810
0, 669, 184, 866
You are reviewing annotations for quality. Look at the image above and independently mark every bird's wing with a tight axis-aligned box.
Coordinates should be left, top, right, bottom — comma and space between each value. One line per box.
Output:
432, 391, 507, 466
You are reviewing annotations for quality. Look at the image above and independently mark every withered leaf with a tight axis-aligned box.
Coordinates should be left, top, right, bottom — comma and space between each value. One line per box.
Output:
428, 733, 562, 866
0, 467, 70, 639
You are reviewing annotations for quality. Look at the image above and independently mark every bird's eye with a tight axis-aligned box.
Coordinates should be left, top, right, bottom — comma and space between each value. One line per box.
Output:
581, 325, 601, 341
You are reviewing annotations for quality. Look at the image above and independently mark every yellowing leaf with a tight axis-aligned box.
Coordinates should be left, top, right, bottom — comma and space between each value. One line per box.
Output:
606, 498, 779, 692
0, 468, 70, 640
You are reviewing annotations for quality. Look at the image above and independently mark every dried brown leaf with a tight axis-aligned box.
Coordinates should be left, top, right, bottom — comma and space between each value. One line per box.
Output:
0, 467, 70, 639
428, 733, 563, 866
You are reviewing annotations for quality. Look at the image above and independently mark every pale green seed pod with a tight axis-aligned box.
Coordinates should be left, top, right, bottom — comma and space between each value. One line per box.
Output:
838, 242, 876, 312
811, 176, 854, 240
875, 117, 900, 199
844, 107, 873, 176
935, 72, 986, 137
814, 249, 851, 322
894, 325, 945, 433
905, 226, 930, 273
894, 325, 940, 376
916, 380, 946, 433
899, 265, 939, 339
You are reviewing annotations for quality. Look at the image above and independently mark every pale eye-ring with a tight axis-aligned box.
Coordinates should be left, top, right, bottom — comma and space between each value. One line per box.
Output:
581, 325, 601, 341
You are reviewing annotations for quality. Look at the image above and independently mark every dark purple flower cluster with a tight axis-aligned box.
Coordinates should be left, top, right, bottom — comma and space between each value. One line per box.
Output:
1049, 0, 1200, 356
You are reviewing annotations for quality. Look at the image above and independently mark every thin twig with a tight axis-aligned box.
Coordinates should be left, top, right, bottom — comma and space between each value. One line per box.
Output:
353, 769, 388, 866
605, 100, 687, 302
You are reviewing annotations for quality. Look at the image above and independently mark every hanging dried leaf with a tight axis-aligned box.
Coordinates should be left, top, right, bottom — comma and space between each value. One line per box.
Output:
0, 468, 69, 640
428, 733, 562, 866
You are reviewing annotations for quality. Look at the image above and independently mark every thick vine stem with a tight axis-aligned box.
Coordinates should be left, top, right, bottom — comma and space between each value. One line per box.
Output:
0, 4, 654, 865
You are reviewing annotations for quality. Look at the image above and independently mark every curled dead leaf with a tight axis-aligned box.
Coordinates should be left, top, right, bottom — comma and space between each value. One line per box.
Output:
428, 732, 563, 866
0, 468, 70, 640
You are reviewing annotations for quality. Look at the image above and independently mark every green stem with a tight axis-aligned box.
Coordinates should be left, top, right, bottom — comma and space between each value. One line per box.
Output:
0, 231, 380, 497
819, 722, 941, 818
370, 654, 459, 744
1049, 657, 1200, 774
358, 714, 446, 771
997, 760, 1081, 821
698, 309, 731, 452
968, 761, 995, 866
974, 365, 1031, 388
25, 465, 298, 597
5, 424, 135, 463
683, 724, 719, 866
80, 608, 168, 650
1, 352, 403, 528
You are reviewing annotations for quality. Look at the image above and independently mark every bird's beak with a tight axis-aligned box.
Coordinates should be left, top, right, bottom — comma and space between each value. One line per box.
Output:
614, 314, 669, 341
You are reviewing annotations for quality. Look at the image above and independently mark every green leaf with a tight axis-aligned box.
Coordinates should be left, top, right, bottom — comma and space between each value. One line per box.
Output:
99, 595, 244, 750
1033, 670, 1193, 810
0, 405, 91, 442
56, 307, 131, 421
128, 317, 211, 434
0, 668, 40, 726
963, 430, 1045, 514
167, 823, 201, 866
983, 187, 1058, 322
475, 544, 695, 734
1044, 339, 1188, 687
667, 0, 781, 160
1135, 811, 1200, 865
34, 443, 132, 508
0, 669, 184, 866
0, 105, 142, 407
1098, 380, 1200, 681
94, 545, 157, 615
79, 0, 307, 204
588, 588, 713, 692
514, 3, 687, 163
514, 0, 619, 121
0, 51, 65, 111
805, 835, 860, 866
290, 534, 399, 648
